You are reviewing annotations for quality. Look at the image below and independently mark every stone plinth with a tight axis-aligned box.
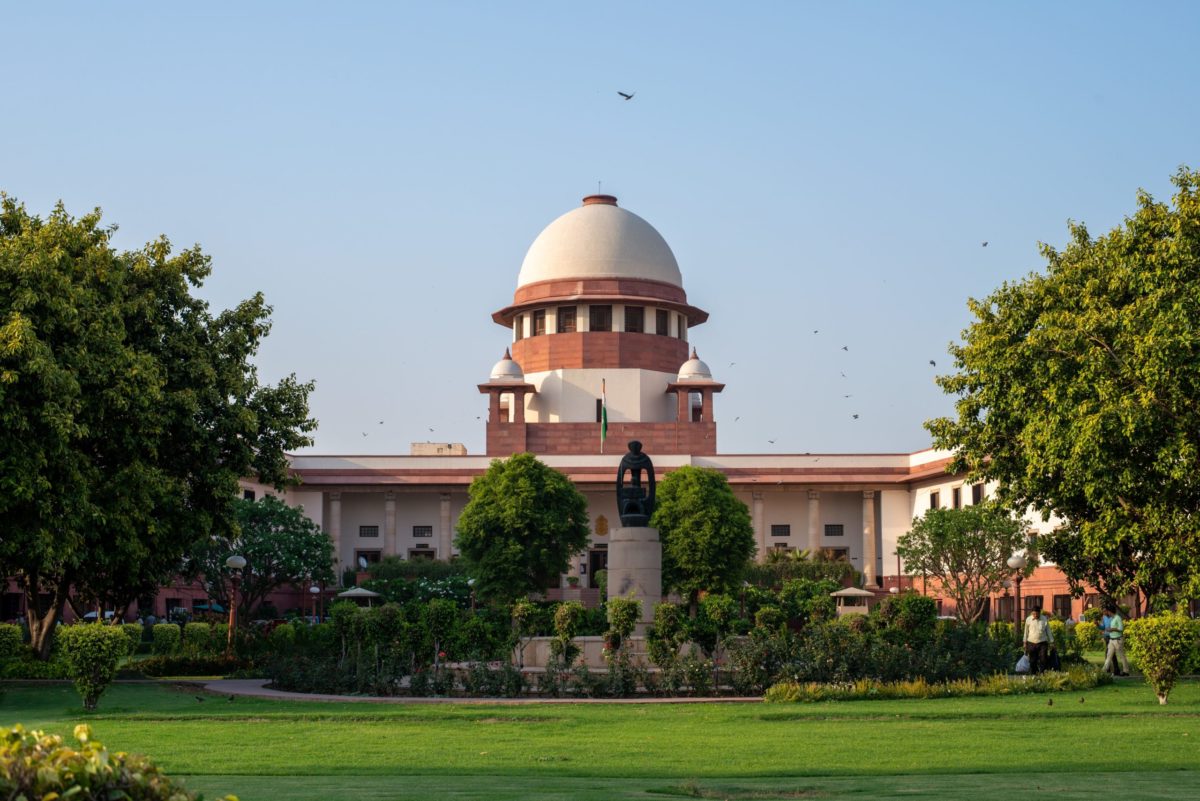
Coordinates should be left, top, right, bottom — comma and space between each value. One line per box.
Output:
607, 526, 662, 631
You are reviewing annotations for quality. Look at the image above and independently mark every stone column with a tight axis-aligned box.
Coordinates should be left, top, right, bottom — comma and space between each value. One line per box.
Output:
862, 490, 878, 587
329, 492, 342, 572
807, 490, 821, 556
439, 493, 453, 560
700, 389, 714, 422
752, 492, 766, 562
676, 390, 690, 422
384, 492, 397, 557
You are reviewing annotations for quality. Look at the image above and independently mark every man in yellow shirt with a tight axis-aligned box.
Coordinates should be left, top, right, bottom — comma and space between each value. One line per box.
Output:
1023, 605, 1054, 674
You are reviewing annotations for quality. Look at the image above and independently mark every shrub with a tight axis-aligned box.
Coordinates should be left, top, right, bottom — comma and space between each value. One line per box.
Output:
606, 597, 641, 640
152, 623, 181, 655
1126, 611, 1197, 704
368, 556, 467, 581
875, 591, 937, 637
56, 625, 129, 710
551, 601, 585, 669
0, 724, 236, 801
764, 666, 1112, 703
461, 661, 524, 697
136, 654, 246, 677
0, 624, 24, 660
184, 622, 223, 655
1074, 620, 1103, 651
0, 655, 68, 679
120, 623, 144, 655
778, 578, 838, 627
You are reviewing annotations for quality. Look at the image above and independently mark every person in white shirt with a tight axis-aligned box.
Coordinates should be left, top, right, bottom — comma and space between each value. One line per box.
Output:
1023, 606, 1054, 674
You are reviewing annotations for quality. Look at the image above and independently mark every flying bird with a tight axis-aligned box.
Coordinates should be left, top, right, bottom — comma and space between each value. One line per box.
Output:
767, 439, 776, 444
929, 360, 936, 366
617, 91, 635, 100
843, 394, 852, 398
812, 329, 819, 334
852, 414, 859, 420
734, 416, 741, 421
982, 241, 989, 247
729, 362, 736, 367
840, 372, 846, 378
378, 420, 384, 425
361, 432, 368, 437
428, 427, 435, 432
841, 346, 849, 351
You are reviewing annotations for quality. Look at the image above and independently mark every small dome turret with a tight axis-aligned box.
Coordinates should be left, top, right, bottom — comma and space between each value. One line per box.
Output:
489, 348, 525, 382
677, 347, 714, 381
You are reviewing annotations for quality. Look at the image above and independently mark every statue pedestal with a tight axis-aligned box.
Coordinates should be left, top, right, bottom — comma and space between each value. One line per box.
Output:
607, 526, 662, 633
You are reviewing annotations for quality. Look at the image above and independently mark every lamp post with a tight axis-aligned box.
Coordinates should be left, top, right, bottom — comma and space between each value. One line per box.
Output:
309, 584, 320, 623
1007, 553, 1027, 644
225, 554, 246, 657
467, 578, 476, 612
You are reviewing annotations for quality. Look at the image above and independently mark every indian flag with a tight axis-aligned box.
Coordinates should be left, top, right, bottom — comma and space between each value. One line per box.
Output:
600, 379, 608, 452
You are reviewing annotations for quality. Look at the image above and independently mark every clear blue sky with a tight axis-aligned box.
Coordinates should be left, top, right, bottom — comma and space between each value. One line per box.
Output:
4, 2, 1198, 455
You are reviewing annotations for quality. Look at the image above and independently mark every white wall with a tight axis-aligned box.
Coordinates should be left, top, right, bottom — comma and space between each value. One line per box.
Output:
525, 368, 678, 423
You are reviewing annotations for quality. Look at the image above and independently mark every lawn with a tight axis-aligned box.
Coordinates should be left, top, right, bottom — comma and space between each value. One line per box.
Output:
4, 679, 1199, 800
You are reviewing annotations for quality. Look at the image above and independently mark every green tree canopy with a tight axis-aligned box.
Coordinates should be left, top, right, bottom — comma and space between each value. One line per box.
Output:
0, 194, 315, 656
454, 453, 590, 603
896, 504, 1028, 624
186, 495, 335, 620
928, 167, 1200, 611
651, 465, 755, 611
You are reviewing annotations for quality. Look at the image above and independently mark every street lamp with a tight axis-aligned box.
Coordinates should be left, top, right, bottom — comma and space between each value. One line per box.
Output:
308, 584, 320, 622
467, 578, 476, 612
1007, 553, 1027, 643
225, 554, 246, 657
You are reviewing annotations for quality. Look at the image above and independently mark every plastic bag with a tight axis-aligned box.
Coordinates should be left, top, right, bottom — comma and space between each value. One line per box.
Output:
1015, 654, 1030, 674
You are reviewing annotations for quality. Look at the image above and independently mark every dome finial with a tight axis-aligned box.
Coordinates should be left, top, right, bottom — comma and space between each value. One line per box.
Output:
690, 346, 698, 360
582, 194, 618, 206
504, 347, 512, 359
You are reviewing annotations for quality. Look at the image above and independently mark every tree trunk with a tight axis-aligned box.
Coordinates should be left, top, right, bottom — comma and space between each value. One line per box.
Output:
22, 572, 71, 660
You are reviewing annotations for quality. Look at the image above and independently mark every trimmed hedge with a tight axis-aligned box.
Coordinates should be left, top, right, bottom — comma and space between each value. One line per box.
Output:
0, 624, 23, 660
56, 626, 129, 710
765, 666, 1112, 703
121, 623, 144, 655
152, 623, 181, 655
1126, 612, 1198, 704
136, 654, 246, 677
1, 724, 237, 801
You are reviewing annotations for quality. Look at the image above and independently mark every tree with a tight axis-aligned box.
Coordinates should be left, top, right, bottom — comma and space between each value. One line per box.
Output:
454, 453, 590, 603
927, 168, 1200, 612
651, 465, 755, 612
0, 195, 315, 657
187, 496, 335, 620
896, 504, 1027, 624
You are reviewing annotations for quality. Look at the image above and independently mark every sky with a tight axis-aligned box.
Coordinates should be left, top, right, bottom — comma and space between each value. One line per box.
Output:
3, 2, 1199, 456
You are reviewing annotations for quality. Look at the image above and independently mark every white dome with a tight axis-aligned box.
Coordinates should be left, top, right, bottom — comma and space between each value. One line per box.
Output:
489, 350, 525, 382
517, 196, 682, 288
677, 348, 713, 381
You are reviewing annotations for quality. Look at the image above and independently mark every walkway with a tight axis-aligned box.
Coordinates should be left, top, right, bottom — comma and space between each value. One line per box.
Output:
203, 678, 761, 704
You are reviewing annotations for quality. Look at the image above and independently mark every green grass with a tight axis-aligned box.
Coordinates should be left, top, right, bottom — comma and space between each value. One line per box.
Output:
4, 679, 1200, 800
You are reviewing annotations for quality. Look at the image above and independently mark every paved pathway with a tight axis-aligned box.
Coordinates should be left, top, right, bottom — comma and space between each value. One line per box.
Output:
203, 678, 761, 704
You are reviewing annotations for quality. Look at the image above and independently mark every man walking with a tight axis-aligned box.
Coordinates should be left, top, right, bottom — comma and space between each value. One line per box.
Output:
1102, 603, 1131, 677
1023, 605, 1053, 675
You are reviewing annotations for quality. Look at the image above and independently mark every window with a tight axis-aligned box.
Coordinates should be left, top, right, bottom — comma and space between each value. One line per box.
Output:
514, 314, 524, 341
624, 306, 644, 333
824, 524, 844, 537
595, 398, 603, 423
996, 596, 1015, 622
532, 309, 546, 336
242, 489, 256, 501
355, 550, 382, 565
929, 491, 940, 510
1084, 594, 1102, 613
358, 525, 379, 538
1024, 595, 1044, 615
656, 309, 669, 336
557, 306, 576, 333
676, 314, 685, 339
412, 525, 433, 538
972, 483, 984, 504
589, 305, 612, 331
773, 543, 792, 551
770, 524, 791, 538
1052, 594, 1073, 619
952, 487, 961, 509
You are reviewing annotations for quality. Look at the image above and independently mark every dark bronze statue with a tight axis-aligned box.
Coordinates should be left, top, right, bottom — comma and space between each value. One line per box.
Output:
616, 440, 655, 527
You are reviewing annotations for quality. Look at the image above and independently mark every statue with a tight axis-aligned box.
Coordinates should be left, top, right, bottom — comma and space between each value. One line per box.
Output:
616, 440, 655, 527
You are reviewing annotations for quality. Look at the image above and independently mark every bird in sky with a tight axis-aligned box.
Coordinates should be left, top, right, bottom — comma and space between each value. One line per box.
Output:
840, 372, 846, 378
361, 432, 367, 437
843, 394, 852, 398
618, 91, 635, 100
982, 241, 989, 247
812, 329, 819, 334
767, 439, 776, 444
852, 414, 859, 420
929, 360, 936, 366
378, 420, 384, 425
734, 416, 741, 421
428, 427, 435, 432
729, 362, 736, 367
841, 346, 849, 351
